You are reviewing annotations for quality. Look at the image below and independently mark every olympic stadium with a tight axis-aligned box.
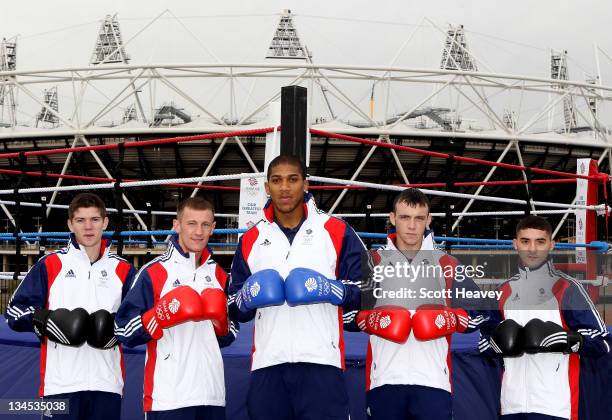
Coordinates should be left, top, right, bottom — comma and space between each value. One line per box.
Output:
0, 7, 611, 420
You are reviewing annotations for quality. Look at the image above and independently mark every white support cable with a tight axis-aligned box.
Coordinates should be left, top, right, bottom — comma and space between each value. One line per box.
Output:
334, 209, 574, 218
0, 172, 604, 211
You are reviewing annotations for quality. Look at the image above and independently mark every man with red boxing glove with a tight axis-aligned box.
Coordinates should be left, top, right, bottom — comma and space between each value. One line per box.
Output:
115, 197, 238, 420
479, 216, 609, 420
357, 188, 487, 420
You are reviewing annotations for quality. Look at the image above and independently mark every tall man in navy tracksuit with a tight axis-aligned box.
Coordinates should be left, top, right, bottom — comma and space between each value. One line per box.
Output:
5, 193, 136, 420
228, 154, 366, 419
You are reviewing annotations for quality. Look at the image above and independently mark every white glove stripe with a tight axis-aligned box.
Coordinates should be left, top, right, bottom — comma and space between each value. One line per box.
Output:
489, 339, 503, 354
46, 320, 70, 345
541, 337, 568, 348
104, 337, 118, 348
540, 332, 567, 347
146, 317, 158, 335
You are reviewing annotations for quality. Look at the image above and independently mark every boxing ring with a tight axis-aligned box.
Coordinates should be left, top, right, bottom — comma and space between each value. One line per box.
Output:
1, 121, 611, 419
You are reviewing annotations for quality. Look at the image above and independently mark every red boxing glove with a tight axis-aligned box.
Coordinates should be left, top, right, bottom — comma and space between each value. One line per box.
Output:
412, 304, 469, 341
356, 306, 412, 344
199, 288, 229, 336
142, 286, 204, 340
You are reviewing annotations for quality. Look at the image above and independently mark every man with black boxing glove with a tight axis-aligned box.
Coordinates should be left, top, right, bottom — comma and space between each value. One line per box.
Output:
5, 193, 136, 419
479, 216, 610, 420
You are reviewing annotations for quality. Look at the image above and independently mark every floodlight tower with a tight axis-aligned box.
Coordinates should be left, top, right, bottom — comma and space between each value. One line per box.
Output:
439, 25, 478, 130
266, 9, 307, 59
90, 14, 147, 123
0, 37, 18, 127
267, 10, 336, 121
440, 25, 478, 71
36, 86, 59, 128
550, 50, 577, 132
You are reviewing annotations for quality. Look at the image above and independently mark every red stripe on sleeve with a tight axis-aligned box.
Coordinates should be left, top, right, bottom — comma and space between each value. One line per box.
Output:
241, 227, 260, 263
324, 217, 346, 277
142, 262, 167, 411
115, 261, 131, 284
44, 254, 62, 293
215, 264, 229, 290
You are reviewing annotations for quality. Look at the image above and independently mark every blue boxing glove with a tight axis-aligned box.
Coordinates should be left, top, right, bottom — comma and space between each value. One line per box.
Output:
235, 269, 285, 313
285, 267, 346, 306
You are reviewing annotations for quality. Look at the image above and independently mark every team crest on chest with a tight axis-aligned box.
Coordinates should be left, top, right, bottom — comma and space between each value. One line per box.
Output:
301, 228, 314, 246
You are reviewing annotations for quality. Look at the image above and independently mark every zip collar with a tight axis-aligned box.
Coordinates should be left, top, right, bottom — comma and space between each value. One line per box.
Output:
67, 233, 111, 262
169, 234, 211, 267
386, 229, 435, 251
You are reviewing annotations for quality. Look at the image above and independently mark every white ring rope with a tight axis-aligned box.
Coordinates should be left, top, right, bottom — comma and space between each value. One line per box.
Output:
0, 200, 238, 218
0, 172, 603, 213
308, 175, 608, 212
334, 210, 574, 218
0, 173, 262, 195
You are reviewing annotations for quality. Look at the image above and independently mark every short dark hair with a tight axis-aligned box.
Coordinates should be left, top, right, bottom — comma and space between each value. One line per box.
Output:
266, 155, 307, 181
68, 193, 107, 219
515, 215, 552, 237
176, 196, 215, 219
393, 188, 430, 213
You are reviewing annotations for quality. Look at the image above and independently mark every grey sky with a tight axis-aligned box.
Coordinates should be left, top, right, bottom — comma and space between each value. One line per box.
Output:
1, 0, 611, 128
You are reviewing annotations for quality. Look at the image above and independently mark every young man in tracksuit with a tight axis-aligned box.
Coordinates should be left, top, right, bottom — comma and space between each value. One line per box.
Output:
479, 215, 610, 420
5, 193, 136, 420
228, 154, 366, 420
115, 197, 238, 420
356, 188, 488, 420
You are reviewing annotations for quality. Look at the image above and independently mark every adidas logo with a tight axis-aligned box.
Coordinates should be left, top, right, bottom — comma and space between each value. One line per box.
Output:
260, 239, 271, 246
65, 269, 76, 278
172, 279, 181, 288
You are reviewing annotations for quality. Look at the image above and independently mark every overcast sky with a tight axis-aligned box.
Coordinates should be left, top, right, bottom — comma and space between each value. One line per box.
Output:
3, 0, 611, 70
2, 0, 611, 128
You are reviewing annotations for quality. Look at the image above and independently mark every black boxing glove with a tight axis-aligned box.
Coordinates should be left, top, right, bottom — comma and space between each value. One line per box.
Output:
490, 319, 524, 357
32, 308, 89, 346
87, 310, 118, 349
523, 318, 583, 354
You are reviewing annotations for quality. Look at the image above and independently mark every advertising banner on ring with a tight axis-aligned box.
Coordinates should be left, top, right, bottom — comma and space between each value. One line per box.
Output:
575, 159, 588, 263
238, 174, 268, 235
